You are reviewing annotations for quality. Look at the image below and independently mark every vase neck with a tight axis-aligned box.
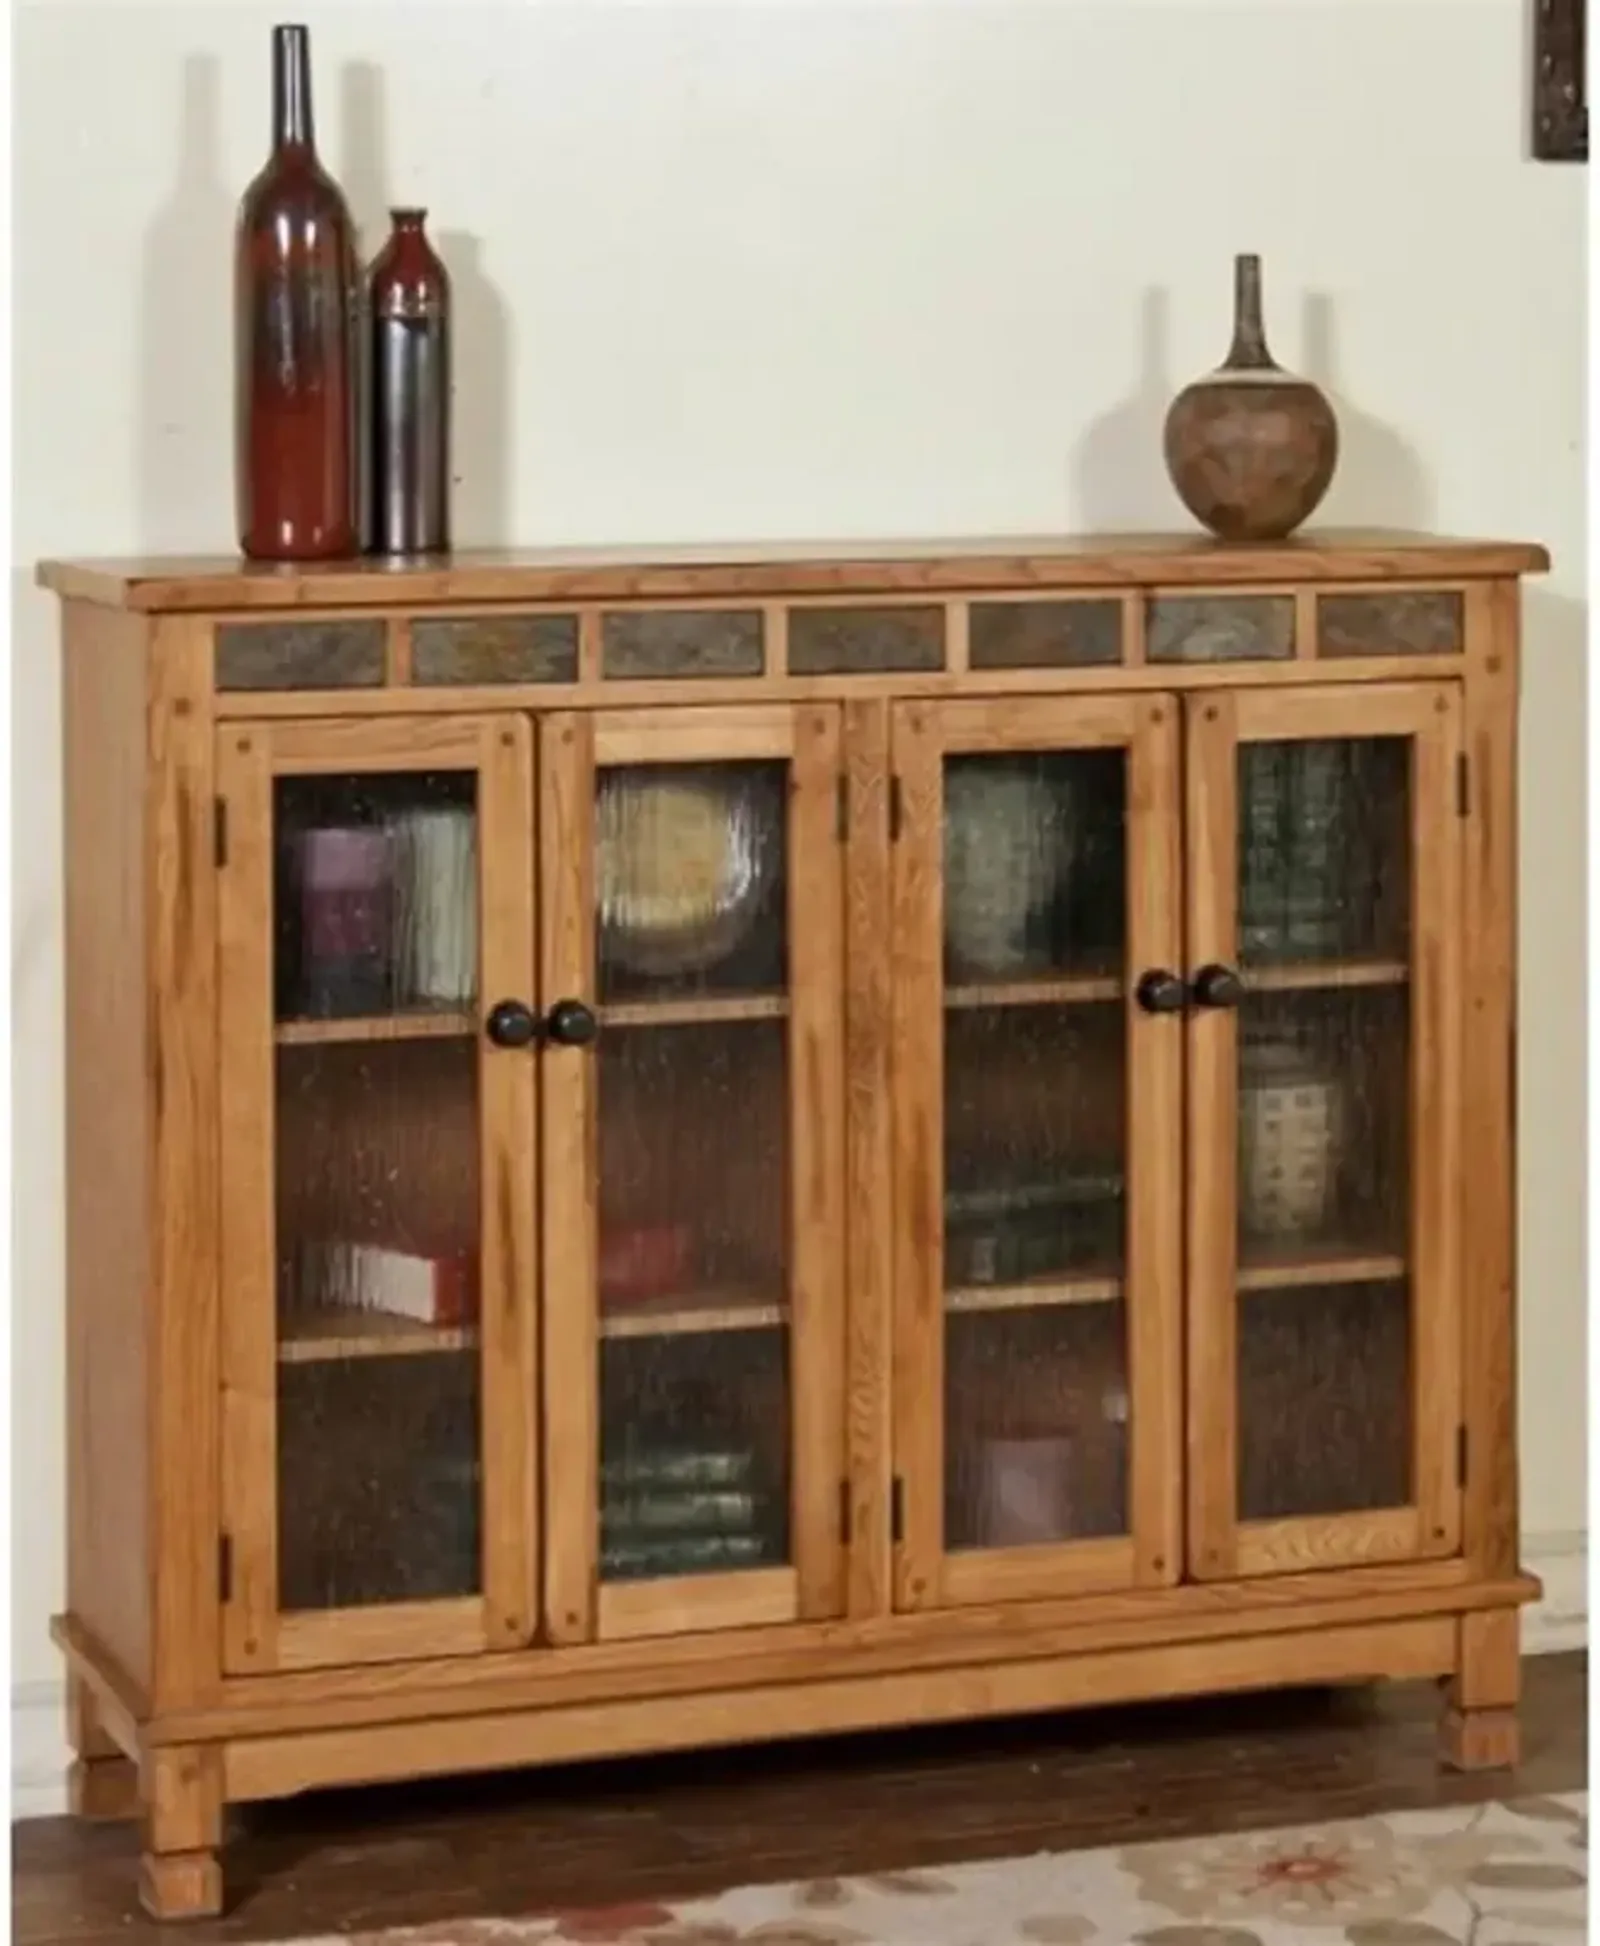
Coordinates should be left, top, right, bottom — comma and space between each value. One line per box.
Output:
272, 25, 315, 154
1224, 253, 1273, 369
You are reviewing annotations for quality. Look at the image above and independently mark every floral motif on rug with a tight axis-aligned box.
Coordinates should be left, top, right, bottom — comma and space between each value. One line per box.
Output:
323, 1792, 1586, 1946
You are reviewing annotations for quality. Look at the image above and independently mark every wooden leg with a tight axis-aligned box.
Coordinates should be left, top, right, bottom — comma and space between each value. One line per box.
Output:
65, 1673, 140, 1822
139, 1747, 225, 1921
1440, 1608, 1522, 1772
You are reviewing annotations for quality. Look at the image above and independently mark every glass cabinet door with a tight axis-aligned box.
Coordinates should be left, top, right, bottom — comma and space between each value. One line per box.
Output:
889, 696, 1183, 1610
217, 717, 537, 1673
539, 705, 847, 1645
1184, 683, 1464, 1579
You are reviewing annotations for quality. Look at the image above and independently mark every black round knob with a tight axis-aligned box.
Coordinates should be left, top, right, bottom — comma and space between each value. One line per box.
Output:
1135, 969, 1187, 1015
545, 997, 599, 1048
1192, 962, 1245, 1009
485, 1000, 539, 1049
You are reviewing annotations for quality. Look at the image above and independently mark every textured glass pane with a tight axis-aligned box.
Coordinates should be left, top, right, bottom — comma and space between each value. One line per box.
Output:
279, 1352, 478, 1608
600, 1327, 789, 1580
1237, 984, 1409, 1266
596, 761, 787, 1003
274, 771, 478, 1021
1238, 1280, 1411, 1518
275, 1038, 482, 1609
945, 1302, 1129, 1549
596, 1003, 789, 1582
1237, 738, 1408, 964
945, 1003, 1126, 1291
943, 751, 1124, 984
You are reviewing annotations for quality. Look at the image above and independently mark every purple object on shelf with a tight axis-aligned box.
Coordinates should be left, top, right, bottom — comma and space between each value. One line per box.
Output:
296, 825, 391, 1015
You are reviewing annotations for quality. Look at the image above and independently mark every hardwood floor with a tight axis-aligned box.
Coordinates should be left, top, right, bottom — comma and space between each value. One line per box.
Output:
12, 1652, 1586, 1944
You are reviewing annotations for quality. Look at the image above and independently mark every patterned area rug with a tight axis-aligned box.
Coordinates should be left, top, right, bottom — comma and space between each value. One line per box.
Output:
344, 1793, 1587, 1946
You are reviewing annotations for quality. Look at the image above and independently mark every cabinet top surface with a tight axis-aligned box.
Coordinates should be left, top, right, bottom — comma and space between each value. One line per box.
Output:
38, 529, 1548, 613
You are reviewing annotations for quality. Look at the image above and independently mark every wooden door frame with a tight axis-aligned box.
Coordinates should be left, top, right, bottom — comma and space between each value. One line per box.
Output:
887, 694, 1184, 1613
216, 714, 538, 1673
1184, 681, 1464, 1580
538, 703, 849, 1648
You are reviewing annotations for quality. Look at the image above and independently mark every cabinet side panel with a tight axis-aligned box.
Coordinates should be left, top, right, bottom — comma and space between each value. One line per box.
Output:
63, 601, 153, 1689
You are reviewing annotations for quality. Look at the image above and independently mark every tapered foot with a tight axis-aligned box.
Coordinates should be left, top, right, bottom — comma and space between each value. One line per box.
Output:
1440, 1704, 1521, 1771
139, 1850, 223, 1921
68, 1754, 141, 1821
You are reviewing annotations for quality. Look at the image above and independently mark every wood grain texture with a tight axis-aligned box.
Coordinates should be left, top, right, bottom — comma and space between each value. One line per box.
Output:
146, 618, 222, 1713
55, 1560, 1532, 1752
476, 721, 541, 1651
1147, 594, 1295, 663
788, 606, 945, 674
37, 532, 1550, 612
220, 1615, 1459, 1803
601, 609, 764, 678
539, 714, 599, 1647
842, 701, 893, 1619
787, 706, 850, 1622
967, 598, 1122, 669
139, 1746, 224, 1918
62, 603, 154, 1693
1318, 591, 1465, 658
215, 619, 386, 690
1460, 585, 1521, 1579
411, 614, 579, 686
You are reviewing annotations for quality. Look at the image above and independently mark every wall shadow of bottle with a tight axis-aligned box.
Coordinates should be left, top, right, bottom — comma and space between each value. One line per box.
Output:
1300, 291, 1434, 531
136, 50, 234, 553
1067, 287, 1176, 533
436, 231, 514, 550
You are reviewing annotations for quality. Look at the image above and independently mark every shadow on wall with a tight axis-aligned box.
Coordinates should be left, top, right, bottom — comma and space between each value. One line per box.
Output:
1067, 286, 1436, 535
340, 59, 515, 549
137, 52, 233, 554
1301, 292, 1434, 531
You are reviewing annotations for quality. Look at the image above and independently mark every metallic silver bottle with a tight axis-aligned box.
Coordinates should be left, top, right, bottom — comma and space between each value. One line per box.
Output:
365, 209, 451, 555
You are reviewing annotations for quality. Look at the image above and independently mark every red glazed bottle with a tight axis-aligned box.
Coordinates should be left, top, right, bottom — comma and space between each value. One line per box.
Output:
234, 24, 359, 561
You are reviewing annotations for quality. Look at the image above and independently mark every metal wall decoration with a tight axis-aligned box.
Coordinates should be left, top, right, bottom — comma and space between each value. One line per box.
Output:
1533, 0, 1587, 161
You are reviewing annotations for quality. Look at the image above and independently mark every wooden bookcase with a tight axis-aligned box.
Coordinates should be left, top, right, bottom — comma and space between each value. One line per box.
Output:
39, 531, 1546, 1918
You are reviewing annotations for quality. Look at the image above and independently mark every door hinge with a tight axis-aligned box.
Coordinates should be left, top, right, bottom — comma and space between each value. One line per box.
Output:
890, 1475, 905, 1544
1456, 1425, 1469, 1489
838, 1481, 853, 1546
1456, 752, 1470, 818
888, 776, 904, 842
213, 796, 229, 866
836, 773, 850, 842
218, 1533, 233, 1603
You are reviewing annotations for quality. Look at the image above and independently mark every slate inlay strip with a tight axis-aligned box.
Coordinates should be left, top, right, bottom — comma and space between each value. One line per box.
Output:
1318, 591, 1465, 658
215, 620, 387, 691
601, 610, 764, 679
411, 614, 580, 685
787, 605, 945, 675
969, 599, 1123, 669
1146, 595, 1295, 663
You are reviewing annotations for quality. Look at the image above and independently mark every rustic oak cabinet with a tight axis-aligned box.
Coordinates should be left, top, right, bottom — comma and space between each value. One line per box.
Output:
40, 533, 1545, 1919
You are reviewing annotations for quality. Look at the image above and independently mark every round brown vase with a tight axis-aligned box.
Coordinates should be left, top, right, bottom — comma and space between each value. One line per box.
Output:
1163, 254, 1338, 543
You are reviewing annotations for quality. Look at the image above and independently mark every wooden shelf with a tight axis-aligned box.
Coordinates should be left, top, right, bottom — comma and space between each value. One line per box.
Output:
600, 1291, 788, 1340
946, 973, 1122, 1010
945, 1271, 1123, 1316
1237, 1248, 1408, 1293
278, 1307, 479, 1364
598, 993, 789, 1030
1244, 959, 1409, 994
276, 1011, 477, 1048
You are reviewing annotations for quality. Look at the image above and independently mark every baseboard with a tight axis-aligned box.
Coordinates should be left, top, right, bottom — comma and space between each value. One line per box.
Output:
13, 1532, 1586, 1821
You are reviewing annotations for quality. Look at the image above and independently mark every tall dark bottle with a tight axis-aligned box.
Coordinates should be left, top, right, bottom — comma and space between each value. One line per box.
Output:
234, 24, 359, 561
366, 209, 452, 555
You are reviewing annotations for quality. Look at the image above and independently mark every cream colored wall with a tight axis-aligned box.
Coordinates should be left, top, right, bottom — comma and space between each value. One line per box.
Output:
11, 0, 1585, 1728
